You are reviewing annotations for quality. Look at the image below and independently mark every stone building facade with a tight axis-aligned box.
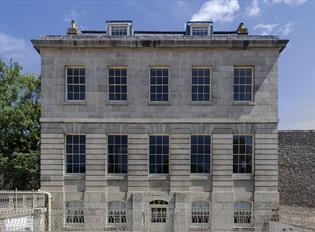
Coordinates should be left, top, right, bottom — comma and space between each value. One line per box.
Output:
32, 20, 288, 231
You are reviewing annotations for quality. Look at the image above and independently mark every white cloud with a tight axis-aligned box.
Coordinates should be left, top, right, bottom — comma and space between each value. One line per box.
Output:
246, 0, 260, 17
271, 0, 307, 5
0, 32, 39, 74
177, 1, 185, 7
254, 23, 279, 35
64, 9, 85, 23
279, 22, 294, 36
254, 21, 295, 36
0, 32, 26, 53
191, 0, 240, 22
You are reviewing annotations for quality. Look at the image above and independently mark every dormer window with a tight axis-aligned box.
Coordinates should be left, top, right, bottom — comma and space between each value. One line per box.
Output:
191, 26, 209, 36
111, 25, 128, 36
186, 21, 213, 36
106, 21, 133, 36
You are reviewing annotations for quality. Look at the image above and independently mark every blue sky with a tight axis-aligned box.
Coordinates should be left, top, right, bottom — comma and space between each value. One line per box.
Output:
0, 0, 314, 129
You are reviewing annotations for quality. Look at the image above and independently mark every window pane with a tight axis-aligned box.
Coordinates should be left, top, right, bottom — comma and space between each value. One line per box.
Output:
192, 68, 211, 101
108, 68, 128, 101
233, 67, 253, 101
191, 136, 211, 173
234, 201, 252, 224
66, 68, 85, 101
66, 135, 85, 174
150, 68, 169, 102
233, 135, 253, 174
108, 135, 128, 174
149, 136, 169, 174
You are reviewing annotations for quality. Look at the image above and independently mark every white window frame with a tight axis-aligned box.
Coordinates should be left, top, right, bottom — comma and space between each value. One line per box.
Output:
107, 201, 127, 226
65, 200, 84, 226
107, 22, 132, 36
107, 134, 128, 175
191, 66, 212, 103
191, 25, 210, 36
234, 201, 253, 226
149, 66, 170, 104
233, 66, 254, 103
148, 135, 170, 175
65, 134, 86, 175
107, 66, 128, 103
149, 200, 169, 224
65, 66, 86, 102
190, 135, 212, 175
232, 134, 254, 176
191, 200, 210, 227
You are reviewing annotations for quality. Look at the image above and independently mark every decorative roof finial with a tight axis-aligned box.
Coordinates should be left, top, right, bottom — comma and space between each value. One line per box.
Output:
237, 23, 248, 35
67, 20, 81, 35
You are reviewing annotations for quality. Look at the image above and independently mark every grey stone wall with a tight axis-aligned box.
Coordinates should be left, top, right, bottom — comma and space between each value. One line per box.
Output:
279, 130, 315, 208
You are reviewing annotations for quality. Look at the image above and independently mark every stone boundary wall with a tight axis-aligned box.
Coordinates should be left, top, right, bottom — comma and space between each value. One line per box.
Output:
279, 130, 315, 208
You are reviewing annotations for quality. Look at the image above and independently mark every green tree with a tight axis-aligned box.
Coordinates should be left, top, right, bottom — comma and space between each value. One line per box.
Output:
0, 58, 40, 190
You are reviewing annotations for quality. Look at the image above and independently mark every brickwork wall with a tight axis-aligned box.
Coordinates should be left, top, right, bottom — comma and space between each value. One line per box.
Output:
279, 130, 315, 208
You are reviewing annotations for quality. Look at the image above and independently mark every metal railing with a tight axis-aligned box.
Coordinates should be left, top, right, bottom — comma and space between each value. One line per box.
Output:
1, 197, 315, 232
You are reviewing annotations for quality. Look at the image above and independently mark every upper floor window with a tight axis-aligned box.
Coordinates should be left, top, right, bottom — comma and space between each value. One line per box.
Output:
192, 68, 211, 101
192, 201, 210, 225
150, 68, 169, 102
66, 135, 86, 174
108, 135, 128, 174
234, 201, 252, 224
108, 67, 127, 101
149, 136, 169, 174
191, 135, 211, 174
66, 67, 85, 101
191, 26, 209, 36
66, 200, 84, 224
108, 201, 127, 224
233, 135, 253, 174
234, 67, 253, 102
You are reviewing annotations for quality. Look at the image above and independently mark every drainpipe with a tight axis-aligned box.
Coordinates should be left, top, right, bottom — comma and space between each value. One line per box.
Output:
38, 189, 52, 231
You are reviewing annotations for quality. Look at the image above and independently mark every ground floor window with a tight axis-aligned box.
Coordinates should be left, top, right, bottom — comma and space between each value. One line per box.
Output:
108, 201, 127, 224
150, 200, 168, 223
192, 201, 210, 224
66, 200, 84, 224
234, 201, 252, 224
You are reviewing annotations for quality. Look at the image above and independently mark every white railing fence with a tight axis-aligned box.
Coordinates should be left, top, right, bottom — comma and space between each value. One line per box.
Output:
1, 191, 315, 232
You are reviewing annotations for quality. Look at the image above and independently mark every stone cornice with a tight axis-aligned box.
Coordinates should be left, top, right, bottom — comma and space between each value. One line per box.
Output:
31, 37, 288, 54
40, 117, 278, 124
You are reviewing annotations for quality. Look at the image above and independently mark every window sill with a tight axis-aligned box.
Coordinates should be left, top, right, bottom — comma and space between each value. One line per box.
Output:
232, 101, 255, 106
232, 174, 253, 180
232, 225, 254, 231
190, 175, 211, 180
148, 101, 171, 106
105, 175, 127, 180
64, 101, 86, 105
191, 101, 213, 106
191, 225, 210, 230
148, 175, 169, 180
63, 224, 84, 231
106, 101, 128, 106
64, 175, 85, 180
